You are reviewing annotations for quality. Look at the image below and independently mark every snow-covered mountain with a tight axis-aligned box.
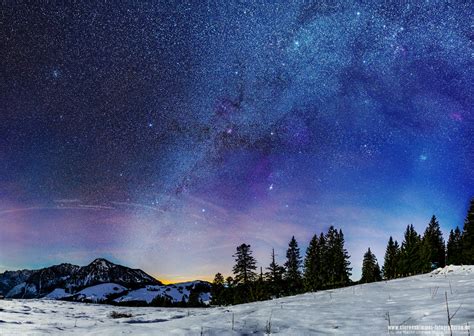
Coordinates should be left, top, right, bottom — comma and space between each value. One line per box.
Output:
0, 269, 35, 297
66, 258, 160, 290
0, 258, 160, 299
0, 258, 210, 306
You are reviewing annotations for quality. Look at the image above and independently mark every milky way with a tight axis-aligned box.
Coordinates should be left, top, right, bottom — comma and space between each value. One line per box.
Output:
0, 1, 472, 281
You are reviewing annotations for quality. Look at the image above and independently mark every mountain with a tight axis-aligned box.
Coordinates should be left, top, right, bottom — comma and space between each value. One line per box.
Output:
0, 269, 35, 297
67, 258, 160, 291
0, 258, 161, 299
0, 259, 210, 307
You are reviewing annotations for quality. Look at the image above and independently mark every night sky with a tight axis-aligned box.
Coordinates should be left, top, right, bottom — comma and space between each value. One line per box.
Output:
1, 1, 472, 282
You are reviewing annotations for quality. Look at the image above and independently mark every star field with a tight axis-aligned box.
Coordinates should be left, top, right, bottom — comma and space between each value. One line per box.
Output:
0, 1, 472, 280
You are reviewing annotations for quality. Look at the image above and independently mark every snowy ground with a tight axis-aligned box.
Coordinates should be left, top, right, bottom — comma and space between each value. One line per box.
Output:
0, 265, 473, 335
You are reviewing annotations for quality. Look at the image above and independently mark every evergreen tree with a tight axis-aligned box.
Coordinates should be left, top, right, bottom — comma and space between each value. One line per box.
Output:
418, 238, 432, 273
324, 227, 351, 287
210, 272, 225, 306
360, 248, 381, 283
422, 215, 446, 267
325, 226, 338, 286
318, 232, 329, 287
335, 229, 352, 286
398, 224, 421, 276
250, 267, 269, 302
374, 262, 382, 282
188, 287, 204, 307
223, 276, 234, 305
284, 236, 303, 294
303, 234, 321, 291
447, 226, 463, 265
265, 248, 285, 297
462, 198, 474, 264
232, 244, 257, 285
382, 236, 400, 279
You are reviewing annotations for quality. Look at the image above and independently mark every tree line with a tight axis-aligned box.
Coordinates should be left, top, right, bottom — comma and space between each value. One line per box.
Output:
211, 198, 474, 306
380, 198, 474, 280
211, 225, 352, 305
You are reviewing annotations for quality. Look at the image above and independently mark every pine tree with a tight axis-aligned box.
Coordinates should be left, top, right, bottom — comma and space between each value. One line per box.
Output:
232, 244, 257, 285
284, 236, 303, 294
250, 267, 269, 302
223, 276, 234, 304
447, 226, 463, 265
303, 234, 321, 291
265, 248, 285, 297
325, 226, 338, 286
461, 198, 474, 264
382, 236, 400, 279
188, 287, 203, 307
422, 215, 446, 267
398, 224, 421, 276
225, 276, 234, 287
210, 272, 225, 306
418, 238, 432, 273
360, 248, 381, 283
335, 229, 352, 286
324, 227, 351, 287
318, 232, 329, 287
374, 262, 382, 282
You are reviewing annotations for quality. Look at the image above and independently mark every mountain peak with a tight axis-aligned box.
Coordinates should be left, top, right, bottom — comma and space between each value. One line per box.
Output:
89, 258, 114, 267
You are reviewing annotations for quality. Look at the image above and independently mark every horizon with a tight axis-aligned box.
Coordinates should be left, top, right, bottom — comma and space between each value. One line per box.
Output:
1, 2, 472, 284
0, 201, 471, 283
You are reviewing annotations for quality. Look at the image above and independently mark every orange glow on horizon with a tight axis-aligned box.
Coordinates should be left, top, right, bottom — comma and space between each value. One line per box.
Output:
154, 274, 214, 284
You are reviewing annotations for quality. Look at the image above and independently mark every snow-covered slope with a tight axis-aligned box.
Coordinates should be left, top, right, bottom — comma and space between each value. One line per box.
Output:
114, 281, 211, 305
74, 283, 127, 302
1, 265, 473, 335
44, 288, 69, 299
42, 280, 211, 305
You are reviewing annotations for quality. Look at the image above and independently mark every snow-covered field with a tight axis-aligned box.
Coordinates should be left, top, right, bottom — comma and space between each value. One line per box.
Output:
0, 265, 473, 335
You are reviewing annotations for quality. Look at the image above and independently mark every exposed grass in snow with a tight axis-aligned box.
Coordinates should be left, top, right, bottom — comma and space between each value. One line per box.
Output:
0, 265, 473, 335
109, 311, 133, 319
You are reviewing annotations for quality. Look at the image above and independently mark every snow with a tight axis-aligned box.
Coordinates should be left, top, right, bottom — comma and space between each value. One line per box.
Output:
114, 285, 164, 304
75, 283, 127, 302
0, 265, 473, 335
115, 282, 209, 304
430, 265, 473, 276
44, 288, 70, 300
